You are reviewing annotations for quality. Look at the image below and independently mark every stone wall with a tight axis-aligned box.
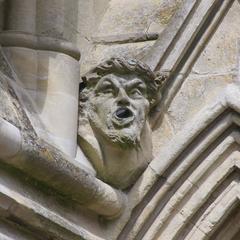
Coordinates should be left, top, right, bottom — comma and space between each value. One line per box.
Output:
0, 0, 240, 240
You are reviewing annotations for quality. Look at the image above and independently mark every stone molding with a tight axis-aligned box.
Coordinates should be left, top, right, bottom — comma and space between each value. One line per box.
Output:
116, 84, 240, 239
0, 118, 21, 159
1, 0, 240, 239
0, 31, 81, 60
0, 123, 125, 219
141, 0, 235, 129
92, 32, 159, 45
0, 53, 125, 220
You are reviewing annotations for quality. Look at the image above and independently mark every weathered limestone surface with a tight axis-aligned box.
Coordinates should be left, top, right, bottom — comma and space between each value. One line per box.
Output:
1, 0, 240, 240
152, 0, 240, 156
81, 0, 184, 73
167, 0, 240, 132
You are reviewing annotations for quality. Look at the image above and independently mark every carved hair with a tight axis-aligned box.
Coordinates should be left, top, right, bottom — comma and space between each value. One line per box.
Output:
81, 57, 165, 105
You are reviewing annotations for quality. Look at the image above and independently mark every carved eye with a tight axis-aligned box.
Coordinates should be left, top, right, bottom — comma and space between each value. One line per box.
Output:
129, 88, 144, 98
102, 86, 114, 94
96, 80, 115, 95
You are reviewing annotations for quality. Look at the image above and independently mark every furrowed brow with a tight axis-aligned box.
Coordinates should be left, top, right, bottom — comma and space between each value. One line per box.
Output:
96, 76, 118, 89
125, 79, 146, 89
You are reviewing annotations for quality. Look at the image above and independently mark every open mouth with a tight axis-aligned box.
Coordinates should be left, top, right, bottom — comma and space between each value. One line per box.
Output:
115, 107, 133, 119
113, 107, 134, 127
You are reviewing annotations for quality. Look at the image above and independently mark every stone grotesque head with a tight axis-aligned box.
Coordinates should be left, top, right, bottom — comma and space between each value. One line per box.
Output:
78, 58, 163, 189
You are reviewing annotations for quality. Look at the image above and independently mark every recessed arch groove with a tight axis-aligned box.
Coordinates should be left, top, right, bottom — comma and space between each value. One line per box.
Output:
172, 170, 240, 240
183, 185, 240, 240
161, 113, 237, 180
136, 141, 239, 240
118, 108, 239, 240
144, 163, 240, 239
208, 202, 240, 240
118, 109, 239, 240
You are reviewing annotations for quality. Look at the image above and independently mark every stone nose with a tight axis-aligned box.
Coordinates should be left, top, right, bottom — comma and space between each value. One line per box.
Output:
116, 88, 130, 106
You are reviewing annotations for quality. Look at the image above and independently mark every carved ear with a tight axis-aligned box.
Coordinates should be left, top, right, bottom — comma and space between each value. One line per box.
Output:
150, 72, 169, 108
154, 71, 169, 90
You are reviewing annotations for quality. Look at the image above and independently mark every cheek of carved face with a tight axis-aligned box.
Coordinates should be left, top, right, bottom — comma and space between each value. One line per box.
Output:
88, 74, 150, 146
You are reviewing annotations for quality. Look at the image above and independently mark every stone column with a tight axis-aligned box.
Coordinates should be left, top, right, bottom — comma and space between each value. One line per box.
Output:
0, 0, 80, 158
5, 0, 37, 33
0, 0, 5, 31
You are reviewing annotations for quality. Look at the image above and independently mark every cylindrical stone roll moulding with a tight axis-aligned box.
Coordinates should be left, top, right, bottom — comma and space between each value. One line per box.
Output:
0, 0, 81, 158
4, 0, 37, 33
0, 0, 5, 31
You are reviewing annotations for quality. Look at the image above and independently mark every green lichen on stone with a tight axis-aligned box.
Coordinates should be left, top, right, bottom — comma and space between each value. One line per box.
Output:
156, 1, 183, 25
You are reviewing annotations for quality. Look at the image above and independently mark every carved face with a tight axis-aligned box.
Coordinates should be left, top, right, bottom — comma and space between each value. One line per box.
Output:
87, 73, 150, 147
